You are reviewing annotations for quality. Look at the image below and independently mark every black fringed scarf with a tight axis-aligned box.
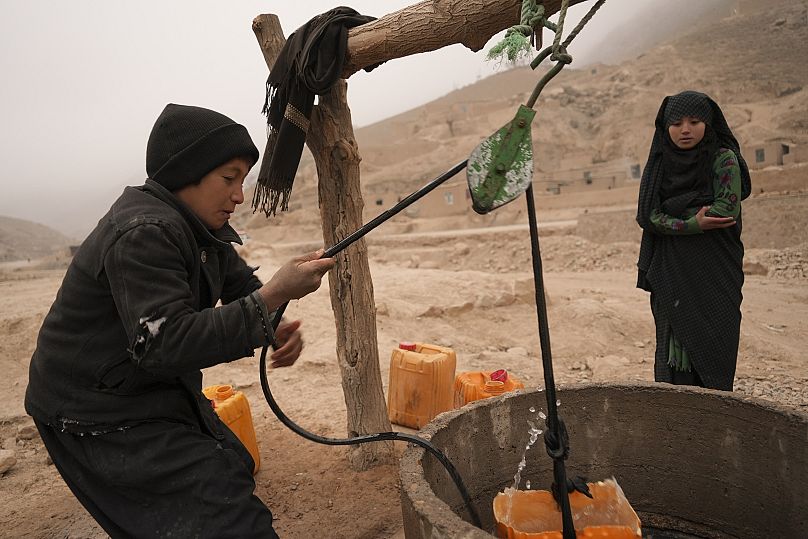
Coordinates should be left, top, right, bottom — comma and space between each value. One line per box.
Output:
253, 7, 376, 217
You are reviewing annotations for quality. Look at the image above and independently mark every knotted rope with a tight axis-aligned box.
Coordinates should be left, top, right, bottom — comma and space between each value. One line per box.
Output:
487, 0, 548, 62
488, 0, 607, 66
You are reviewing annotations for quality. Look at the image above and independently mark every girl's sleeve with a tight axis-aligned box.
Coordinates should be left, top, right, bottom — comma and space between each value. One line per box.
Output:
649, 208, 701, 235
705, 149, 742, 219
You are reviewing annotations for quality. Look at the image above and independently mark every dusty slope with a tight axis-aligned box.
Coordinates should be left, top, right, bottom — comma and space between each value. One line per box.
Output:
1, 190, 806, 537
0, 216, 74, 262
237, 0, 808, 237
2, 1, 807, 537
3, 167, 806, 537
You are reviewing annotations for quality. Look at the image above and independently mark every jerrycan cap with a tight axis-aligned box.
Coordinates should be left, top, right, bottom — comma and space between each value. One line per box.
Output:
399, 342, 417, 351
490, 369, 509, 382
214, 385, 235, 401
484, 380, 506, 395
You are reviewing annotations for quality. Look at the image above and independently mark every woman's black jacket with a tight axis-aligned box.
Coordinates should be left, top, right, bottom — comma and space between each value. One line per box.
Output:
25, 180, 274, 438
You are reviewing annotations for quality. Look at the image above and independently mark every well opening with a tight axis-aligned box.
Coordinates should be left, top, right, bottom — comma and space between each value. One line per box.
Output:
399, 382, 807, 538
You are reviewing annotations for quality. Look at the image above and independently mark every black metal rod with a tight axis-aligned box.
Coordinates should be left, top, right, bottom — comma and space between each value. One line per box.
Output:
324, 159, 469, 257
525, 184, 575, 537
271, 159, 468, 329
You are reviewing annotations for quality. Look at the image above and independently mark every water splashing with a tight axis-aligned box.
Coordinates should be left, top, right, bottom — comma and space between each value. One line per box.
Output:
504, 406, 545, 523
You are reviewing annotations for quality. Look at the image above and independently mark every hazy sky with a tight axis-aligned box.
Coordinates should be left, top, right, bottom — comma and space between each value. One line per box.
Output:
0, 0, 628, 236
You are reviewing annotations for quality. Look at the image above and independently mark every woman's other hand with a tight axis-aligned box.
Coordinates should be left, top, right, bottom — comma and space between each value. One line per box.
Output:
270, 319, 304, 368
695, 206, 735, 230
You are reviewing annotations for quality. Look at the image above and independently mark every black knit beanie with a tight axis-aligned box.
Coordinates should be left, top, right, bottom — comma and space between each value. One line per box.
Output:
146, 104, 260, 191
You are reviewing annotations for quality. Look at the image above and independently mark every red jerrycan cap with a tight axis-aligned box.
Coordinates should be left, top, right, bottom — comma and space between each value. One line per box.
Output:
399, 342, 417, 351
490, 369, 509, 382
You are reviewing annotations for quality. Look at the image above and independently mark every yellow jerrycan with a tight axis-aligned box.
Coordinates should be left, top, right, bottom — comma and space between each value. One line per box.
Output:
492, 479, 641, 538
202, 384, 261, 474
454, 369, 525, 407
387, 342, 457, 429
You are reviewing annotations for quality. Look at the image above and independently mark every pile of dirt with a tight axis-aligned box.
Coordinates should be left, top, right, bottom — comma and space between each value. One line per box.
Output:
746, 243, 808, 279
367, 232, 639, 274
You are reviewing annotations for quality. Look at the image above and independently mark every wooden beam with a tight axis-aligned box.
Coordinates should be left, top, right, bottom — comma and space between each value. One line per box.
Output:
342, 0, 588, 77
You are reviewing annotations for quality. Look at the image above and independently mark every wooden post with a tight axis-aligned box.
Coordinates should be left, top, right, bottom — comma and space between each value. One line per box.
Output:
252, 0, 588, 471
253, 15, 395, 470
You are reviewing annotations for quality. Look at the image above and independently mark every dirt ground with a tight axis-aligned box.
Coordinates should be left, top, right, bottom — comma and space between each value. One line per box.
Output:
1, 180, 806, 538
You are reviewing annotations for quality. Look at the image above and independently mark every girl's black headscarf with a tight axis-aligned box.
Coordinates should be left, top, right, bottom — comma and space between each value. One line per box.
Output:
637, 91, 751, 227
636, 90, 752, 290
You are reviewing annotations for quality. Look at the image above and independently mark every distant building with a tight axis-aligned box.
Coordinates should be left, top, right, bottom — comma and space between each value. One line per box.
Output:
364, 154, 647, 219
748, 142, 792, 169
782, 145, 808, 167
538, 155, 641, 194
410, 181, 469, 218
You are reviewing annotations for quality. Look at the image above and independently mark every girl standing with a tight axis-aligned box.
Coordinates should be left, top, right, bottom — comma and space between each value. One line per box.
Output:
636, 91, 752, 390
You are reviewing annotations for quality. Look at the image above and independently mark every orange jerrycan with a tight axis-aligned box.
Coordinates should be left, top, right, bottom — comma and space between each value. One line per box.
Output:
492, 479, 641, 538
387, 342, 457, 429
455, 369, 524, 407
202, 384, 261, 474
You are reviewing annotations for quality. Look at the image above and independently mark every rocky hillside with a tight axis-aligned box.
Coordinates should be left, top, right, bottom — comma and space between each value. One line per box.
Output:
243, 0, 808, 232
0, 216, 74, 262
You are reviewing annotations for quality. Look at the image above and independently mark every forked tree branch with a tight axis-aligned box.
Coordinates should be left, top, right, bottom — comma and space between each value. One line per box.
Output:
342, 0, 588, 77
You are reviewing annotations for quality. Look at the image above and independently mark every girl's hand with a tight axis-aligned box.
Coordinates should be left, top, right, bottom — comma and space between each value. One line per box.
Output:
695, 206, 735, 230
270, 319, 303, 368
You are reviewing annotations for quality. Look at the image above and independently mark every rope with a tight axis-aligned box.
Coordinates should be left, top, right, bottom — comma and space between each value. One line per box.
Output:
515, 0, 546, 38
527, 0, 610, 104
489, 0, 608, 67
551, 0, 569, 55
561, 0, 607, 49
486, 0, 547, 62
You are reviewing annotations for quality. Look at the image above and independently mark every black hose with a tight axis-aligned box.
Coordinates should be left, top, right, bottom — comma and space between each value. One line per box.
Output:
258, 343, 483, 528
256, 159, 482, 528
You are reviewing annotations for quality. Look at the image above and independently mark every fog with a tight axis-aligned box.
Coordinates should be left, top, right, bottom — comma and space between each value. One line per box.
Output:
0, 0, 719, 237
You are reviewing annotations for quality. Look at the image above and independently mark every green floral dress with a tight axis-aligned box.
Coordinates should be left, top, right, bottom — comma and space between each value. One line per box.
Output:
648, 148, 743, 371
